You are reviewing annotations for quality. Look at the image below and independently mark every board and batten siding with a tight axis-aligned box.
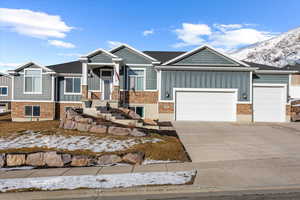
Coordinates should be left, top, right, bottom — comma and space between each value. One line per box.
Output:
0, 75, 11, 101
172, 48, 235, 65
14, 74, 52, 101
57, 77, 81, 102
89, 52, 113, 63
88, 69, 100, 91
161, 70, 250, 101
112, 47, 152, 64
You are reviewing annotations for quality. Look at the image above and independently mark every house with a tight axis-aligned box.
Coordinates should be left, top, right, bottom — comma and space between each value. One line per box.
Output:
5, 44, 299, 122
282, 63, 300, 100
0, 72, 12, 112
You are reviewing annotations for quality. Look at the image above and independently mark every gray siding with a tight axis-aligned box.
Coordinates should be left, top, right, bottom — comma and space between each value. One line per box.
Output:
161, 70, 250, 101
253, 74, 289, 84
89, 52, 113, 63
14, 74, 52, 101
88, 69, 100, 91
0, 75, 11, 101
57, 77, 81, 101
113, 47, 152, 64
173, 48, 235, 65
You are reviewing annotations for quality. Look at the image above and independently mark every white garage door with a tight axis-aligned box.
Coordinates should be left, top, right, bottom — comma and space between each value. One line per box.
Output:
175, 89, 237, 121
253, 84, 286, 122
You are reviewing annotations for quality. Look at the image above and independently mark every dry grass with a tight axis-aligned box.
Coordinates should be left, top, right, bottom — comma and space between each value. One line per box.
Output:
0, 114, 189, 162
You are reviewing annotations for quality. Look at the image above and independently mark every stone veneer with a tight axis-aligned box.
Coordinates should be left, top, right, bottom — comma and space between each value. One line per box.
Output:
81, 85, 88, 99
55, 103, 82, 119
158, 102, 174, 113
91, 92, 101, 99
237, 104, 252, 115
11, 102, 55, 121
120, 91, 158, 104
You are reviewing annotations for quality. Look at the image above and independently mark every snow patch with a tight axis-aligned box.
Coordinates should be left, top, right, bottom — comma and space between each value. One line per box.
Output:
143, 159, 182, 165
0, 132, 163, 153
0, 166, 35, 171
0, 170, 196, 192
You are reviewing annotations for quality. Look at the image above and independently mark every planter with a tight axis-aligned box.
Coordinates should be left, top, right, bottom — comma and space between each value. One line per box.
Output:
84, 100, 92, 108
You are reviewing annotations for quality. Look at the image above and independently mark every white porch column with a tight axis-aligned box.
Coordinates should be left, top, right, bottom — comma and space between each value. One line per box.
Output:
80, 57, 89, 99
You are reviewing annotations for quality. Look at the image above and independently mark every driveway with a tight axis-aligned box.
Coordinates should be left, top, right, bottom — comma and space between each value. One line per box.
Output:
173, 122, 300, 163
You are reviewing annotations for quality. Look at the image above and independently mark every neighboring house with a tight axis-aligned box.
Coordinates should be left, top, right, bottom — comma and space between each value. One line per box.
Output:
0, 72, 11, 112
282, 63, 300, 99
7, 44, 299, 122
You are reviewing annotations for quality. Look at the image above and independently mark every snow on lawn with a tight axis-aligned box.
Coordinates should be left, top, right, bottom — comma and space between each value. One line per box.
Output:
0, 170, 196, 192
143, 159, 182, 165
0, 131, 162, 153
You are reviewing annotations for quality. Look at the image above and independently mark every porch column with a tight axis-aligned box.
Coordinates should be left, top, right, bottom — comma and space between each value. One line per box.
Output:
80, 57, 89, 99
112, 58, 123, 102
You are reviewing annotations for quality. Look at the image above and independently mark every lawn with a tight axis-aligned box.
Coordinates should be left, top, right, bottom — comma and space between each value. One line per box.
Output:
0, 114, 189, 162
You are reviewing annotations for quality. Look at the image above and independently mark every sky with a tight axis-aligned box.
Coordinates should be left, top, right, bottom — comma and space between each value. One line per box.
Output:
0, 0, 300, 72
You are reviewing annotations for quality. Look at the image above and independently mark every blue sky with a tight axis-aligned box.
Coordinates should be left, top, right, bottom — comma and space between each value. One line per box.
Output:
0, 0, 299, 72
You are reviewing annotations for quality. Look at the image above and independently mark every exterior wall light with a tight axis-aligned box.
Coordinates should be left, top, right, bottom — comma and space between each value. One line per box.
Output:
166, 92, 170, 98
242, 92, 247, 100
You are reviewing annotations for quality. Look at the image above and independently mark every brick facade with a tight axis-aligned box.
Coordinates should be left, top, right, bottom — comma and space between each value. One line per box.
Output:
91, 92, 101, 99
111, 86, 120, 101
120, 91, 158, 104
81, 85, 88, 99
237, 104, 252, 115
55, 103, 82, 119
286, 105, 291, 116
158, 102, 174, 113
11, 102, 55, 120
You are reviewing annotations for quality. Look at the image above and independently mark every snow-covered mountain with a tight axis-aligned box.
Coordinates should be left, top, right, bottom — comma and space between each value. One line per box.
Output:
231, 27, 300, 67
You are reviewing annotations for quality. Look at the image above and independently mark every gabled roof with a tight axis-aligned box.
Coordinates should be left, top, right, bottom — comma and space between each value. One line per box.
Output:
282, 63, 300, 71
163, 45, 250, 67
82, 48, 118, 59
0, 72, 11, 78
143, 51, 185, 63
110, 43, 158, 62
47, 61, 82, 74
9, 62, 53, 73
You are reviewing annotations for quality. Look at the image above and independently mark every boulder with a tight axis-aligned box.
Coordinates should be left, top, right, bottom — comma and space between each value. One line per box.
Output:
63, 120, 77, 130
122, 152, 144, 165
78, 117, 94, 124
76, 123, 92, 132
130, 129, 146, 137
108, 126, 131, 136
66, 109, 79, 120
6, 154, 26, 166
143, 119, 157, 126
71, 155, 91, 167
89, 125, 107, 134
61, 154, 72, 165
97, 154, 122, 165
128, 110, 141, 120
0, 154, 5, 167
44, 152, 64, 167
26, 152, 45, 166
59, 120, 65, 128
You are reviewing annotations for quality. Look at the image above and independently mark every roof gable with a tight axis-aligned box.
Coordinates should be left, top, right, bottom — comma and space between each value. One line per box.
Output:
110, 44, 158, 64
163, 45, 249, 67
11, 62, 53, 73
84, 49, 118, 64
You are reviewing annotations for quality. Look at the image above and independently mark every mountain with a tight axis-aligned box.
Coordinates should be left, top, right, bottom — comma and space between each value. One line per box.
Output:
230, 27, 300, 67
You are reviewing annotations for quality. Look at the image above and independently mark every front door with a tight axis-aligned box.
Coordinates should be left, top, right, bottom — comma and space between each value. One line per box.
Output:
103, 78, 112, 100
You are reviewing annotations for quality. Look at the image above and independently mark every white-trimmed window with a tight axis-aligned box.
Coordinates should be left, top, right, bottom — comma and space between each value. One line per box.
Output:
128, 69, 144, 91
24, 69, 42, 94
64, 77, 81, 94
129, 106, 144, 118
24, 105, 40, 117
0, 86, 8, 96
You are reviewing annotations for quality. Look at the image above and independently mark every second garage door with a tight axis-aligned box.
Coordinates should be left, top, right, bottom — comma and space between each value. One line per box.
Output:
175, 89, 237, 121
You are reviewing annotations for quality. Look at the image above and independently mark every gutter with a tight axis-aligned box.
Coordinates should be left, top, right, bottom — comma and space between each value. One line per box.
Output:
155, 66, 257, 71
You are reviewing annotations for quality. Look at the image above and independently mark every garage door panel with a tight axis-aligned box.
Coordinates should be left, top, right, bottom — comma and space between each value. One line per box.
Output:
176, 90, 237, 122
253, 86, 286, 122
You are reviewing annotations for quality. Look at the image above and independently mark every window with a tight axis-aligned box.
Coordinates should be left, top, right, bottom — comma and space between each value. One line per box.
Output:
65, 77, 81, 94
0, 87, 8, 96
101, 70, 112, 77
24, 106, 40, 117
24, 69, 42, 93
129, 106, 144, 118
128, 69, 144, 91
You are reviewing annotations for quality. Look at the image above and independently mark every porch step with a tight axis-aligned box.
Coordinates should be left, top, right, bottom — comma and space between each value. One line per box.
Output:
92, 100, 118, 108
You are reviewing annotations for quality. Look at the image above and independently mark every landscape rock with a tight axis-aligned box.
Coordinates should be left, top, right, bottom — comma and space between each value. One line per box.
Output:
108, 127, 131, 136
66, 109, 79, 120
63, 120, 77, 130
71, 155, 91, 167
89, 125, 107, 134
6, 154, 26, 166
44, 152, 64, 167
143, 119, 157, 126
0, 154, 5, 167
26, 152, 45, 166
59, 120, 65, 128
61, 154, 72, 165
97, 154, 122, 165
119, 108, 141, 120
122, 152, 144, 165
76, 123, 92, 132
130, 129, 146, 137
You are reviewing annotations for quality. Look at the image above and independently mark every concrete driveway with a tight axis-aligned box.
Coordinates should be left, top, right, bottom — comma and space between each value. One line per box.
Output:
173, 122, 300, 163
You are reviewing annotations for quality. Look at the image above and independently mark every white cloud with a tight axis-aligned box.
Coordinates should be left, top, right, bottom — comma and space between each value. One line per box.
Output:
107, 41, 123, 49
57, 53, 82, 57
0, 8, 73, 39
48, 40, 75, 48
0, 62, 21, 72
173, 23, 211, 48
143, 29, 154, 36
172, 23, 276, 51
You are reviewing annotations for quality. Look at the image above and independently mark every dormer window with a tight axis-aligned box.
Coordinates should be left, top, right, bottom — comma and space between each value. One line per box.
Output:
24, 69, 42, 94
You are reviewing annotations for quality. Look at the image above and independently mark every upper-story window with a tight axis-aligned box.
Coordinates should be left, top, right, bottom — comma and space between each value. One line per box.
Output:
128, 69, 144, 91
65, 77, 81, 94
24, 69, 42, 94
0, 86, 8, 96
